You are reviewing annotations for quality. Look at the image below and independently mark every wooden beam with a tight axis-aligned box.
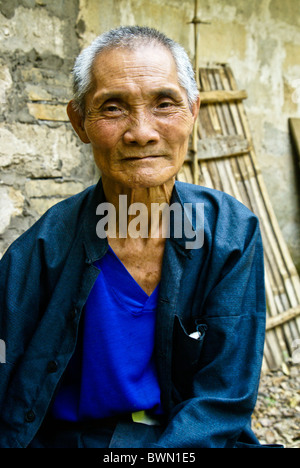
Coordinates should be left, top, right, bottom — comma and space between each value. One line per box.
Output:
266, 305, 300, 331
186, 135, 251, 161
200, 89, 248, 104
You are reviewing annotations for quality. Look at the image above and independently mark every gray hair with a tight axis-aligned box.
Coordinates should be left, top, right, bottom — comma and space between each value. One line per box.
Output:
72, 25, 199, 115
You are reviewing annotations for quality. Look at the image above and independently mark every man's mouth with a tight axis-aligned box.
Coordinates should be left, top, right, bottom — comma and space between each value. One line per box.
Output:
123, 155, 163, 161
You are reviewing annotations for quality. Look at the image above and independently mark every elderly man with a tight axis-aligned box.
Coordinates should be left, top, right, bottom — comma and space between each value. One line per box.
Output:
0, 26, 268, 448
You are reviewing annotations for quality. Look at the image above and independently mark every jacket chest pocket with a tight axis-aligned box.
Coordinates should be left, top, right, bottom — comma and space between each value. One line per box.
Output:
171, 315, 207, 402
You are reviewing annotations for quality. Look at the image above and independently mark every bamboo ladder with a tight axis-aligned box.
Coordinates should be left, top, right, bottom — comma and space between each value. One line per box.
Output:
178, 2, 300, 371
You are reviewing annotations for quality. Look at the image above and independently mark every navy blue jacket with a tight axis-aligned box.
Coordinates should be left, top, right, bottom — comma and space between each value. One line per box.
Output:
0, 179, 266, 448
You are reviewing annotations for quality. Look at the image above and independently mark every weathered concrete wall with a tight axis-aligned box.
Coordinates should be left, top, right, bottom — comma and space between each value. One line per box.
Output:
0, 0, 299, 270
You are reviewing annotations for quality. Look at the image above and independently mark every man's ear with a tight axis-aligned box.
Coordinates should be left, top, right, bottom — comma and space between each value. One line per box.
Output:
67, 100, 90, 144
191, 95, 201, 123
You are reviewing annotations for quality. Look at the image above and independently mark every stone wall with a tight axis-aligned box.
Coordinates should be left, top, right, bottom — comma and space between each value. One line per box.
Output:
0, 0, 99, 257
0, 0, 299, 270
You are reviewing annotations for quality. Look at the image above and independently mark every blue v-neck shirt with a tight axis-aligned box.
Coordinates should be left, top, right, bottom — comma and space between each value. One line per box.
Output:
51, 246, 162, 421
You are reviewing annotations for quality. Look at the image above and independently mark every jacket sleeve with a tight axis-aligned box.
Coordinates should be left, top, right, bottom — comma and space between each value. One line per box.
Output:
0, 203, 75, 414
0, 229, 44, 413
154, 215, 266, 448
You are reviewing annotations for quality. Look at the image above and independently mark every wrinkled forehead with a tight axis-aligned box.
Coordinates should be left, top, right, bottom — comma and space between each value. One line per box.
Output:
90, 43, 180, 89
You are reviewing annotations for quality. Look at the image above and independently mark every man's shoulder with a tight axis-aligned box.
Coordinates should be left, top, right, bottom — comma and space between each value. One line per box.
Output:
40, 183, 96, 222
4, 183, 97, 256
30, 183, 96, 234
174, 180, 257, 221
174, 181, 260, 250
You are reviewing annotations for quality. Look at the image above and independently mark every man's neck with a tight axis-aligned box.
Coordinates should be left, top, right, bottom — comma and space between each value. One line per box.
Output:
101, 176, 175, 238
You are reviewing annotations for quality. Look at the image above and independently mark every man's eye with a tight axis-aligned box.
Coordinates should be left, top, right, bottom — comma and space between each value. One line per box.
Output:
158, 101, 173, 108
156, 100, 176, 111
103, 105, 121, 112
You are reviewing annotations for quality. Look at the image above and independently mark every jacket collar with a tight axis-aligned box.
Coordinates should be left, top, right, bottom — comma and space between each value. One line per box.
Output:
82, 178, 109, 264
169, 181, 203, 258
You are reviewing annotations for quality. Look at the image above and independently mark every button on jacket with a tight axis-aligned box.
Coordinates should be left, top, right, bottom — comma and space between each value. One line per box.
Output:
0, 179, 267, 448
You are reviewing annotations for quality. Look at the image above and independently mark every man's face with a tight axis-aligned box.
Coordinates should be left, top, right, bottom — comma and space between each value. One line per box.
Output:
71, 44, 199, 189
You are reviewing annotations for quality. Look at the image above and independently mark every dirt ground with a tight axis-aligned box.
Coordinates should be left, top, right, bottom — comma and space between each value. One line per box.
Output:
252, 362, 300, 448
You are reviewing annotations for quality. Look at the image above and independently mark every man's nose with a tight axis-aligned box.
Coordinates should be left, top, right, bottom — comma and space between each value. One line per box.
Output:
123, 112, 160, 146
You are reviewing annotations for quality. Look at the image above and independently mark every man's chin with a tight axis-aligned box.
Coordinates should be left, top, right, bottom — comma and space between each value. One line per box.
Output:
124, 170, 177, 189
